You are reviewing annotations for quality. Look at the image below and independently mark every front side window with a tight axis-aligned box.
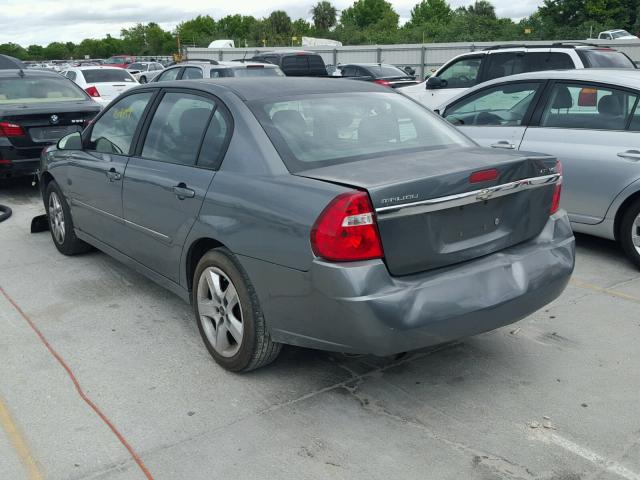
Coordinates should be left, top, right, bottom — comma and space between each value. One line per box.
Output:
88, 92, 153, 154
183, 67, 204, 80
141, 93, 215, 166
444, 82, 541, 126
250, 92, 472, 172
540, 83, 638, 131
437, 57, 482, 88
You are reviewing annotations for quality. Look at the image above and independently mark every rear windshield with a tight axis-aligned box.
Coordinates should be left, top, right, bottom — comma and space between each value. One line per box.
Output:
82, 69, 136, 83
580, 50, 636, 68
127, 63, 147, 71
281, 55, 326, 74
366, 65, 411, 78
0, 75, 88, 104
250, 92, 472, 172
232, 67, 284, 77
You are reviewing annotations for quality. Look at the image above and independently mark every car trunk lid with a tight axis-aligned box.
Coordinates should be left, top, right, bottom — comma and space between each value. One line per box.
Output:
296, 147, 559, 276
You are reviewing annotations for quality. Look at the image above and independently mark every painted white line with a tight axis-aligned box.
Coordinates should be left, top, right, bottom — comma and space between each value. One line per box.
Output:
534, 429, 640, 480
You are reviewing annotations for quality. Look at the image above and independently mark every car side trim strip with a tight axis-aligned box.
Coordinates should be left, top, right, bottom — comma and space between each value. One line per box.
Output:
375, 173, 561, 218
72, 199, 171, 242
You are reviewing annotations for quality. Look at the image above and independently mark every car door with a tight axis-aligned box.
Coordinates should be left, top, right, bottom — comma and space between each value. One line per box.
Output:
121, 90, 231, 281
520, 81, 640, 224
414, 55, 484, 109
442, 81, 544, 149
67, 91, 155, 248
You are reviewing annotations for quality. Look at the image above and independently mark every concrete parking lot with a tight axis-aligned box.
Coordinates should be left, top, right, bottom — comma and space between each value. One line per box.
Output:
1, 177, 639, 480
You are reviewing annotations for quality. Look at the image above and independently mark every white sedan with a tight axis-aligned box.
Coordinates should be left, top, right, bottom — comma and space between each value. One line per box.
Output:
126, 62, 164, 83
61, 66, 138, 107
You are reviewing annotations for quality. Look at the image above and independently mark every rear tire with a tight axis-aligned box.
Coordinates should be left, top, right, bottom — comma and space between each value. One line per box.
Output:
193, 248, 281, 372
45, 181, 92, 256
620, 198, 640, 269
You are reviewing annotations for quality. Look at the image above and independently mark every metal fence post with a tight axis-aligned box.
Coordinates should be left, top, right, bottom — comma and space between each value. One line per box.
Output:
420, 46, 426, 79
333, 48, 338, 66
376, 47, 382, 63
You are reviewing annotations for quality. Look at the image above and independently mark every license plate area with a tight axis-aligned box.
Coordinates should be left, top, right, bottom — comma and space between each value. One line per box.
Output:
437, 197, 506, 246
29, 125, 81, 143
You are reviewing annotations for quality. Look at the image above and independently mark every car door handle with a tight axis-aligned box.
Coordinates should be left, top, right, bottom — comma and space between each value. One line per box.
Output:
490, 141, 515, 149
617, 150, 640, 161
173, 183, 195, 200
106, 168, 121, 182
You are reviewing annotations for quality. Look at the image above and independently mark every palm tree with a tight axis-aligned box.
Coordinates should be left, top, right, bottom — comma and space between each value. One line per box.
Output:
311, 1, 338, 31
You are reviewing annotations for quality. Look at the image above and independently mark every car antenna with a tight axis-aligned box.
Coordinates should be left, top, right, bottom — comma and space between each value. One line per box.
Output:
242, 50, 248, 63
18, 69, 25, 78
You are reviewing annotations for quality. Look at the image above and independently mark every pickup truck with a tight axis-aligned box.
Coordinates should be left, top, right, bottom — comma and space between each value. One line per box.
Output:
591, 30, 639, 41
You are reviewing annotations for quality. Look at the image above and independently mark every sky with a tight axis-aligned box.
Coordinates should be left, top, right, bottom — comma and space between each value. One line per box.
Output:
2, 0, 543, 47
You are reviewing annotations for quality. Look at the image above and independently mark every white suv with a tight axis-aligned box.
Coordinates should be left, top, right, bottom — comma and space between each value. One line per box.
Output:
403, 43, 636, 109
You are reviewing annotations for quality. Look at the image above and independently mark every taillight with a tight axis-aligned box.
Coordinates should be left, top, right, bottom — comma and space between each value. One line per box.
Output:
469, 168, 499, 183
0, 121, 25, 137
311, 191, 384, 262
550, 160, 562, 215
373, 79, 392, 87
85, 86, 100, 97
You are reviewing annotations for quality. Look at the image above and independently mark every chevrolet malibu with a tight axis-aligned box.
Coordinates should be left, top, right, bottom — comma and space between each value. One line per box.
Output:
39, 78, 575, 371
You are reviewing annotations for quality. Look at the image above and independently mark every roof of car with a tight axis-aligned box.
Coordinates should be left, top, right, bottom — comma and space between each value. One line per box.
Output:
441, 69, 640, 108
152, 77, 387, 101
69, 66, 132, 71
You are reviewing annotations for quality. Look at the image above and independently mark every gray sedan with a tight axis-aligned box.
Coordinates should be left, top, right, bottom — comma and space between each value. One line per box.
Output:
39, 78, 574, 371
437, 69, 640, 267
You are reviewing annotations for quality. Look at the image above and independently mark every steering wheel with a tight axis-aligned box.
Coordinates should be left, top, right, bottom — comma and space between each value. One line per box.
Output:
457, 75, 470, 84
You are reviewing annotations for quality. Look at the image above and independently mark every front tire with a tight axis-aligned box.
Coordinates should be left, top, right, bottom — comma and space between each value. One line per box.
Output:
620, 198, 640, 269
45, 181, 91, 255
193, 248, 281, 372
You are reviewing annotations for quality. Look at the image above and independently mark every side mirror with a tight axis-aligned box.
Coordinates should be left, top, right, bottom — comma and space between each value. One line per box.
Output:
426, 76, 444, 90
57, 131, 82, 151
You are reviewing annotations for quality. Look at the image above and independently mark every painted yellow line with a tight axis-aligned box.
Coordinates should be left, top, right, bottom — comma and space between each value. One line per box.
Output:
570, 278, 640, 304
0, 393, 43, 480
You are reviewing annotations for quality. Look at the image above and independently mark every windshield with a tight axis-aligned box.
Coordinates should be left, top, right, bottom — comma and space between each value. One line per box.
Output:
127, 63, 147, 71
580, 49, 636, 68
250, 92, 472, 172
82, 69, 135, 83
104, 56, 131, 65
232, 67, 284, 77
612, 30, 632, 39
0, 75, 89, 104
368, 65, 412, 78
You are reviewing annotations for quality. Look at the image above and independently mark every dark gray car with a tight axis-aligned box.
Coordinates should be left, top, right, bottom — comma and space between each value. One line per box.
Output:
39, 78, 575, 371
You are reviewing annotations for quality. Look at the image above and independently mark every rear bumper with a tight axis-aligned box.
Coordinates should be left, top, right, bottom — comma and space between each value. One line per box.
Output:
0, 154, 39, 178
238, 212, 575, 356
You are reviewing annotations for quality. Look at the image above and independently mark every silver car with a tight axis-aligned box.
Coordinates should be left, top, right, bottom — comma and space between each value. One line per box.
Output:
437, 69, 640, 267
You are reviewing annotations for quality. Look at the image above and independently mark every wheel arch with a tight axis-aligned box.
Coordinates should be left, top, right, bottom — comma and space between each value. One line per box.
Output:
185, 237, 226, 292
40, 171, 55, 200
614, 190, 640, 241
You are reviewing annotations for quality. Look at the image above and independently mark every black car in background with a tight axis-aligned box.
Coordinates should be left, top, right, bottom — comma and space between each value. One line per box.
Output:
338, 63, 419, 88
249, 51, 328, 76
0, 69, 100, 178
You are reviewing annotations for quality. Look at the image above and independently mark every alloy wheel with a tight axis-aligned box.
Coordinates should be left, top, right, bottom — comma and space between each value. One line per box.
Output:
48, 191, 65, 244
633, 212, 640, 255
197, 267, 244, 358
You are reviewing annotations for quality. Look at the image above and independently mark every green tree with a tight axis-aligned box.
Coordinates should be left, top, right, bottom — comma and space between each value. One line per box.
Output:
177, 15, 217, 46
267, 10, 293, 36
409, 0, 452, 26
466, 0, 497, 19
0, 43, 27, 59
311, 1, 338, 31
341, 0, 399, 29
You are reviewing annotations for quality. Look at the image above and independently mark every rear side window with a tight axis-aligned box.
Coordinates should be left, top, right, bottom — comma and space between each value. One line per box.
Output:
88, 92, 153, 154
579, 50, 636, 68
82, 69, 135, 83
282, 56, 309, 73
525, 52, 575, 72
198, 109, 231, 169
141, 92, 215, 166
66, 71, 77, 81
156, 68, 181, 82
540, 83, 639, 131
231, 67, 284, 77
183, 67, 204, 79
484, 52, 526, 81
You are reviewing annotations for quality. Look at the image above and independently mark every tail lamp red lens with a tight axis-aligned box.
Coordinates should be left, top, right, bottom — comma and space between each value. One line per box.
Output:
374, 79, 392, 87
550, 160, 562, 215
85, 86, 100, 97
311, 191, 384, 262
469, 168, 499, 183
0, 122, 25, 137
